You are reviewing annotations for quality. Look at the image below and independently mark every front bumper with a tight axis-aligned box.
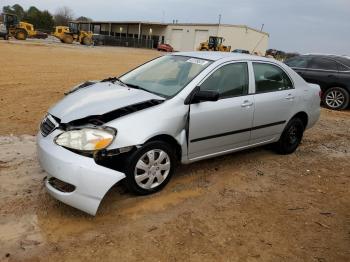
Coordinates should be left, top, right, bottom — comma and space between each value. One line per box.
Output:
37, 130, 126, 215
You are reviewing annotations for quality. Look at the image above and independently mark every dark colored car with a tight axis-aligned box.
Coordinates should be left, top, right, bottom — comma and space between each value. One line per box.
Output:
157, 43, 174, 52
285, 54, 350, 110
232, 49, 250, 54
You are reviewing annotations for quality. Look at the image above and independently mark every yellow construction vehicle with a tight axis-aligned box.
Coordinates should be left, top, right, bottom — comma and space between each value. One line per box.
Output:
199, 36, 231, 52
52, 22, 93, 45
1, 13, 47, 40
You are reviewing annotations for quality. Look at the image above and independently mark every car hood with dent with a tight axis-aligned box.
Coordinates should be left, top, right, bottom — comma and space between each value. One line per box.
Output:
49, 82, 165, 123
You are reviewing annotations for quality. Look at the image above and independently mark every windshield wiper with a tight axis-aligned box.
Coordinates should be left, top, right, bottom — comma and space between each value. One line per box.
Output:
125, 83, 167, 98
101, 77, 128, 87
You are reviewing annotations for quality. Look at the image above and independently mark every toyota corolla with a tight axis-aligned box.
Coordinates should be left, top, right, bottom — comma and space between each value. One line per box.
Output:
37, 52, 321, 215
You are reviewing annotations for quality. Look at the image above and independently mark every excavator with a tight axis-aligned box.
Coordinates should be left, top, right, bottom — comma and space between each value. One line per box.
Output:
52, 22, 93, 45
0, 13, 47, 40
199, 36, 231, 52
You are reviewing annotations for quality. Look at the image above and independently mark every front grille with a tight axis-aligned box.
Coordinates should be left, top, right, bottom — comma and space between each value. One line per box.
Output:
40, 115, 58, 137
48, 177, 75, 193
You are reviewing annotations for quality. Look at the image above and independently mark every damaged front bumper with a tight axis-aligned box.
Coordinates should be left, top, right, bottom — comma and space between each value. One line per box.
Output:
37, 130, 126, 215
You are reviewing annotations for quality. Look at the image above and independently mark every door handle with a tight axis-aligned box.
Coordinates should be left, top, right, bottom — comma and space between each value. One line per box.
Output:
241, 100, 253, 107
285, 94, 295, 100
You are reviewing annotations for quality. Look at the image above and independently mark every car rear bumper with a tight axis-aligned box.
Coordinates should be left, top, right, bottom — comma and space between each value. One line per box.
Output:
37, 130, 125, 215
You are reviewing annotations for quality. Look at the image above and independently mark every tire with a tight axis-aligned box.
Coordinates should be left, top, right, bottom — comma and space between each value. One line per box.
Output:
4, 34, 9, 40
275, 118, 305, 155
62, 35, 73, 44
123, 141, 176, 195
82, 36, 92, 46
323, 87, 349, 110
15, 30, 27, 40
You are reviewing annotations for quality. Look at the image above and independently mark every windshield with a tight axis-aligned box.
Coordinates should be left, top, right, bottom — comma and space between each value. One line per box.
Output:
119, 55, 212, 98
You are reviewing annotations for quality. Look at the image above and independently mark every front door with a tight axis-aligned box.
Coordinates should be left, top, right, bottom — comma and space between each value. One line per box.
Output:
188, 62, 254, 160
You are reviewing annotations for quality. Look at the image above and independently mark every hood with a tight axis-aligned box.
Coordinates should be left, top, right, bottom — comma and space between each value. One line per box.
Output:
49, 82, 164, 123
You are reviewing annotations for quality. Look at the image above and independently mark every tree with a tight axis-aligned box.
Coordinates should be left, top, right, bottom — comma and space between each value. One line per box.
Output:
2, 4, 25, 20
76, 16, 92, 22
54, 6, 74, 26
2, 4, 54, 31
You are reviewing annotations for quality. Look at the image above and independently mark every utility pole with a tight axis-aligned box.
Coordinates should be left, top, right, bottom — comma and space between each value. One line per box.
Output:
217, 14, 222, 36
260, 23, 265, 32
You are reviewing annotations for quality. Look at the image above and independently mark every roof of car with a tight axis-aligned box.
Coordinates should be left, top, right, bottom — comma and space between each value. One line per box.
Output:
297, 54, 350, 67
172, 51, 272, 62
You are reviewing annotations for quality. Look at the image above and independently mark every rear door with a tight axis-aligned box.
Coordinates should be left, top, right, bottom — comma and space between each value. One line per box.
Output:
188, 62, 254, 160
250, 62, 296, 144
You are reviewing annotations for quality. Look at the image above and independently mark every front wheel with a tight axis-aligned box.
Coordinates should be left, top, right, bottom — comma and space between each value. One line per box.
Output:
124, 141, 176, 195
15, 30, 27, 40
274, 118, 305, 155
323, 87, 349, 110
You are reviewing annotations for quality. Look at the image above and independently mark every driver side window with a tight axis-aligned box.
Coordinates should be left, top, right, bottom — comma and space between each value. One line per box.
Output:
200, 62, 249, 99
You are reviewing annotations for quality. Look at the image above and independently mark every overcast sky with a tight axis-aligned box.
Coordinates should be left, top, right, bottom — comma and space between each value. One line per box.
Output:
2, 0, 349, 54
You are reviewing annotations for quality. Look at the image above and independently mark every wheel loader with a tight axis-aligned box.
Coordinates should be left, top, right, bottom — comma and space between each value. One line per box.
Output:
199, 36, 231, 52
0, 13, 48, 40
52, 22, 93, 45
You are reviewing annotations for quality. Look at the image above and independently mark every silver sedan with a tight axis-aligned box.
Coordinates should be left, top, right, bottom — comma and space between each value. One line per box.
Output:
37, 52, 321, 215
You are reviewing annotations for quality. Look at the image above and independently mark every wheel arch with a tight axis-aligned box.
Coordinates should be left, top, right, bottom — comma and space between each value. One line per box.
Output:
145, 134, 182, 161
291, 111, 308, 129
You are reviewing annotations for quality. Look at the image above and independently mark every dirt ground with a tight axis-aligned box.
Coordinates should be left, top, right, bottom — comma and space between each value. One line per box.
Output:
0, 40, 350, 262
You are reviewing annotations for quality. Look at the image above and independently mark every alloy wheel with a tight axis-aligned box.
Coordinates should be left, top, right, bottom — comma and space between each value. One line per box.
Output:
325, 90, 345, 109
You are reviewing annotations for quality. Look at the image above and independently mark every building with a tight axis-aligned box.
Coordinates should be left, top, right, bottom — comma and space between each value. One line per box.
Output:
76, 21, 269, 55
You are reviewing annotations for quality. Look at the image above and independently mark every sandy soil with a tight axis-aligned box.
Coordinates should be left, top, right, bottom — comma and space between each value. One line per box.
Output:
0, 39, 159, 135
1, 40, 350, 262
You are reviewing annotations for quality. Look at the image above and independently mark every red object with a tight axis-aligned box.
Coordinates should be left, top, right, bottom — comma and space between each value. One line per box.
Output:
157, 43, 174, 52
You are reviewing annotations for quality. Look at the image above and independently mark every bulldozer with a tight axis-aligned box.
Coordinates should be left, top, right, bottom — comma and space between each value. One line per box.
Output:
199, 36, 231, 52
52, 22, 93, 45
0, 13, 47, 40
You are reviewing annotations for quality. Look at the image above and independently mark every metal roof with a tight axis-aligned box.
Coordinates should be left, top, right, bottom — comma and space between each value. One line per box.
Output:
72, 20, 269, 36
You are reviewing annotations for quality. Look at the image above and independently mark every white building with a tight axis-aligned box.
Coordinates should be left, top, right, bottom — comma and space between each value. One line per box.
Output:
76, 21, 269, 55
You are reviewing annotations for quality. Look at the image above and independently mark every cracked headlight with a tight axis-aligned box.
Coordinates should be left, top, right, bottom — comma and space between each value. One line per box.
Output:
55, 128, 116, 151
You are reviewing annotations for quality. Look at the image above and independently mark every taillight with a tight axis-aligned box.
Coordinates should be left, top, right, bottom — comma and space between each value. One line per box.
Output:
319, 90, 322, 98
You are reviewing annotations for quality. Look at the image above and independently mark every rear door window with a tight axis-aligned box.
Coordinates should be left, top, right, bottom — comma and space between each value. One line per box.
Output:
253, 63, 293, 93
309, 58, 338, 71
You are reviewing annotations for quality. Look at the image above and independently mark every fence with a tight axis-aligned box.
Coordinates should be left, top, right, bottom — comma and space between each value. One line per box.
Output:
93, 35, 154, 49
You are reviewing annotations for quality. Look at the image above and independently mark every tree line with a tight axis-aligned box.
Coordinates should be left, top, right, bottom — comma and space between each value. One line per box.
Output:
1, 4, 92, 31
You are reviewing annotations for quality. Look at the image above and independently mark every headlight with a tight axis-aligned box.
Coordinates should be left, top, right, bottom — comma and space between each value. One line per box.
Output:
55, 128, 116, 151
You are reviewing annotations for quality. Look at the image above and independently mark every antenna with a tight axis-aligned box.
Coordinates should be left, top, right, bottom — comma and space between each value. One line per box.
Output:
218, 14, 222, 25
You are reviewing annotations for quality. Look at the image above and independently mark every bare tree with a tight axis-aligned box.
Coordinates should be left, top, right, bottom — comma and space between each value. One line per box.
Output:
54, 6, 74, 26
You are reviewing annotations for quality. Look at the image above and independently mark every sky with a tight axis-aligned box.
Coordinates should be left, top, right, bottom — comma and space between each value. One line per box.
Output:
2, 0, 349, 55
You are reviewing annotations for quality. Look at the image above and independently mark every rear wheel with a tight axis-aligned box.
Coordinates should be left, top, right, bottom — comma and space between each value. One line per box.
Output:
82, 36, 92, 46
124, 141, 176, 195
323, 87, 349, 110
275, 118, 305, 155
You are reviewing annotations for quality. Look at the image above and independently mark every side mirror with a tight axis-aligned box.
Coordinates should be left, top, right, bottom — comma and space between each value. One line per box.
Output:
185, 87, 219, 104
